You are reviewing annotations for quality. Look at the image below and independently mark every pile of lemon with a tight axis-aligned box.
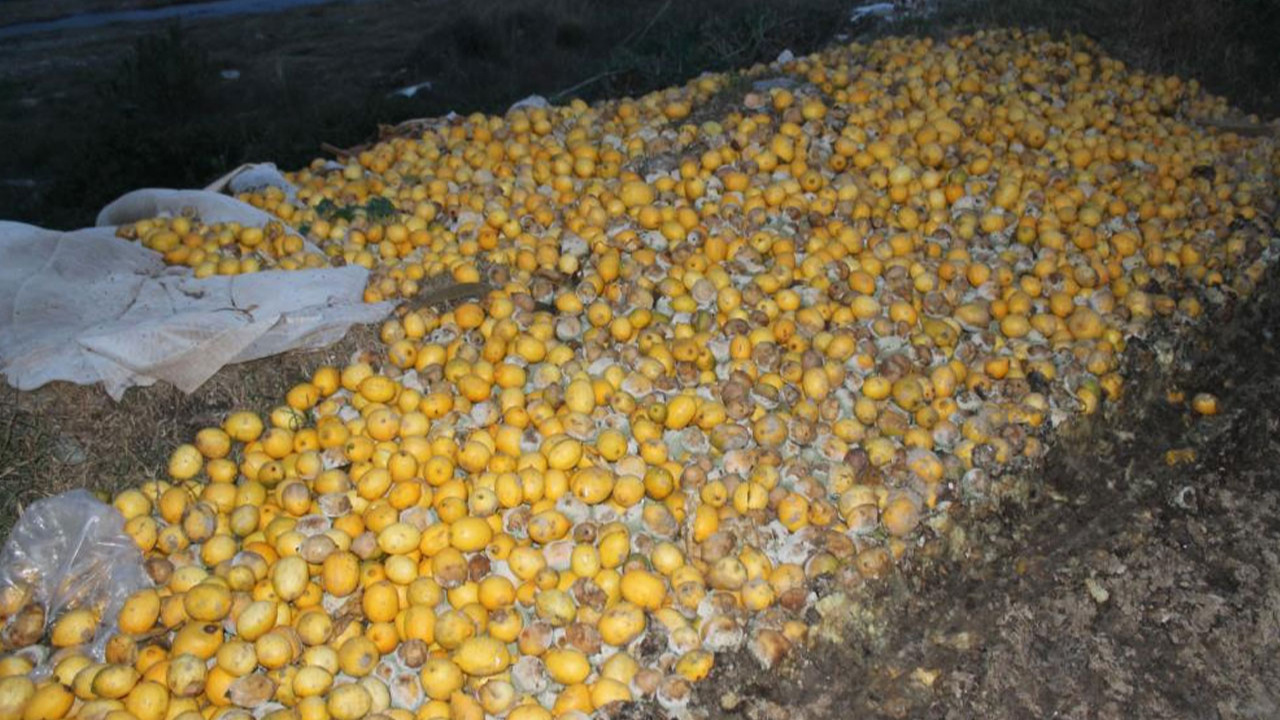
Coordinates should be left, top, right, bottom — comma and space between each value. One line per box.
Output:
116, 218, 329, 278
6, 28, 1277, 720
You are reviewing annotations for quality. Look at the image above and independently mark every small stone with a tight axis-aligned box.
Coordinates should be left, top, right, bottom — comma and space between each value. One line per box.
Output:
51, 435, 87, 465
911, 667, 940, 688
1085, 576, 1110, 604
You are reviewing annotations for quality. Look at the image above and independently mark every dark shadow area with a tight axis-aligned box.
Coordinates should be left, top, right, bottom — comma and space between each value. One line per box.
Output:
0, 0, 850, 228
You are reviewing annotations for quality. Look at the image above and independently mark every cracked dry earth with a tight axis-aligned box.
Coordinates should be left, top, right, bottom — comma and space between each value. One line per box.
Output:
617, 265, 1280, 719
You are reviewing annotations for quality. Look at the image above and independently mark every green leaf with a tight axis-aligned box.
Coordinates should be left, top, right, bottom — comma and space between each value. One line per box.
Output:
364, 196, 397, 221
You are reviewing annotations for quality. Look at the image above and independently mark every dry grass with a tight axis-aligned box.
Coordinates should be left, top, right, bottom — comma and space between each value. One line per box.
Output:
0, 326, 380, 538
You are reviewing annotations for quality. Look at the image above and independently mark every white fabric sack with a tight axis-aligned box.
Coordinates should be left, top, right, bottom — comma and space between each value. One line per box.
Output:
1, 184, 393, 400
199, 162, 298, 201
98, 181, 319, 254
97, 187, 285, 229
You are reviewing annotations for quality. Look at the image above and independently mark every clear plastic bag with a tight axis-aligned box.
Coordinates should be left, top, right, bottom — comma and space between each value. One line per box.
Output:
0, 490, 150, 660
